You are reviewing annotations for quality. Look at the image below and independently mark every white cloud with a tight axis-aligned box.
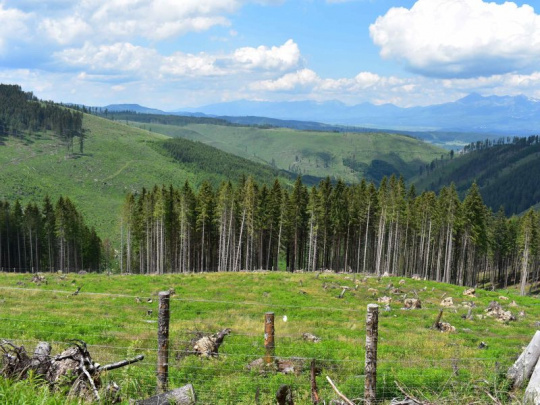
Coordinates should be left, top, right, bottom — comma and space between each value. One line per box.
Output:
370, 0, 540, 78
233, 39, 300, 71
251, 69, 319, 91
0, 4, 31, 53
56, 40, 301, 78
56, 42, 159, 73
39, 15, 92, 45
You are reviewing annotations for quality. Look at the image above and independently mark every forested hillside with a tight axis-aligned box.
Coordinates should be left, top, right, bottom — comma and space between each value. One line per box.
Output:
0, 196, 101, 272
414, 136, 540, 215
111, 111, 445, 184
119, 175, 539, 294
0, 86, 292, 246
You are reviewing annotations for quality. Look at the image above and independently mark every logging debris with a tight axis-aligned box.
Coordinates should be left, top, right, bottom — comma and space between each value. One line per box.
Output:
485, 301, 516, 322
193, 328, 231, 357
0, 339, 144, 402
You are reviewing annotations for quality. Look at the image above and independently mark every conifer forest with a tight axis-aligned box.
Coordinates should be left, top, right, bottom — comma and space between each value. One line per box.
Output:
119, 176, 538, 295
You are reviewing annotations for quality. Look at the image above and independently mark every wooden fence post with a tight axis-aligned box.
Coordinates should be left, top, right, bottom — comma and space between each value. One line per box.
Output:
365, 304, 379, 405
264, 312, 275, 365
157, 291, 171, 394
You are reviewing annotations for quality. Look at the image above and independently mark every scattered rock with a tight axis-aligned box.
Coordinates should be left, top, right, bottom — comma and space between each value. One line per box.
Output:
399, 279, 406, 285
378, 296, 392, 304
384, 304, 392, 312
368, 288, 378, 295
411, 274, 421, 280
390, 288, 403, 294
463, 288, 476, 297
509, 300, 518, 307
302, 333, 321, 343
403, 298, 422, 309
499, 296, 509, 301
519, 310, 526, 318
440, 297, 454, 307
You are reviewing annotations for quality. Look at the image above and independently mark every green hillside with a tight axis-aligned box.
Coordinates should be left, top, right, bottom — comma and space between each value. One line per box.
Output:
120, 113, 445, 184
0, 113, 288, 244
412, 137, 540, 215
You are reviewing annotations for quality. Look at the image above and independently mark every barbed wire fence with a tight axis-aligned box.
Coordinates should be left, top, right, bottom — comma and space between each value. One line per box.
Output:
0, 284, 520, 404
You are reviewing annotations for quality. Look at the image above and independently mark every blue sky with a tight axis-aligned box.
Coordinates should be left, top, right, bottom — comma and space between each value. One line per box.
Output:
1, 0, 540, 109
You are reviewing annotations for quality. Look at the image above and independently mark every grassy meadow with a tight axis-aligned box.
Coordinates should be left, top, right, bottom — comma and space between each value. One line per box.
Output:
0, 271, 537, 404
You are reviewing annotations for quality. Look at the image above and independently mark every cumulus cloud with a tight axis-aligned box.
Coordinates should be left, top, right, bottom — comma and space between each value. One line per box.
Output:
56, 40, 301, 78
251, 69, 319, 91
0, 4, 31, 53
233, 39, 300, 71
56, 43, 159, 73
370, 0, 540, 78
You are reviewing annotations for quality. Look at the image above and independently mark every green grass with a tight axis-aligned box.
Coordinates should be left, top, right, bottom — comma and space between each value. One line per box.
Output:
0, 271, 536, 403
130, 122, 445, 184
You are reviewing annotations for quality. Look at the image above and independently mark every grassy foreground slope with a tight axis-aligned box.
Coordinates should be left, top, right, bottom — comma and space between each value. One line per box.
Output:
0, 114, 286, 243
128, 120, 446, 184
0, 271, 535, 404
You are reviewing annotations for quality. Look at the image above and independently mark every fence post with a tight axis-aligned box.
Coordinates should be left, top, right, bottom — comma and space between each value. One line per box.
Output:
365, 304, 379, 405
157, 291, 171, 394
264, 312, 275, 365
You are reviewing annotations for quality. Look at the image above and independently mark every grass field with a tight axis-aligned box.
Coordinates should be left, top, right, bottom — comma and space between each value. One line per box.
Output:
129, 122, 445, 184
0, 271, 536, 404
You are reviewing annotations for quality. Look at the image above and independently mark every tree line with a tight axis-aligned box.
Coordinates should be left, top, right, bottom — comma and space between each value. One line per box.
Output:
0, 84, 85, 152
0, 196, 101, 272
119, 176, 539, 294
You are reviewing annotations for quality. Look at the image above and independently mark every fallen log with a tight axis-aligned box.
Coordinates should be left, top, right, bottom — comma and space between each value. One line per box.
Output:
524, 357, 540, 404
508, 330, 540, 388
136, 384, 196, 405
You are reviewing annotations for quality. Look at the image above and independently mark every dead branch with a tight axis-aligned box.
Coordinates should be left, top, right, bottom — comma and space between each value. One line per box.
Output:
98, 354, 145, 372
326, 376, 354, 405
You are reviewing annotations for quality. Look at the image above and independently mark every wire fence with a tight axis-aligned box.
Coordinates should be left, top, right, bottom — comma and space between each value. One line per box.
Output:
0, 283, 524, 404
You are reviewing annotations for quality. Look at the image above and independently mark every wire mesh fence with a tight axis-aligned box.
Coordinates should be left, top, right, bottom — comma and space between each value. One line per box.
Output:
0, 280, 524, 404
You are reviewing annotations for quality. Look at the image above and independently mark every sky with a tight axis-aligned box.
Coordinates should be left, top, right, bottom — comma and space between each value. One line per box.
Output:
1, 0, 540, 109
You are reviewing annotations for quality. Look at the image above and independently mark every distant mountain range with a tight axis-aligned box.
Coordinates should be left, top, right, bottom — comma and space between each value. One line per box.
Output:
103, 93, 540, 136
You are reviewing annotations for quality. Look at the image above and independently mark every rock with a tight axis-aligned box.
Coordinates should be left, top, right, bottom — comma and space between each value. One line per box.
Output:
378, 296, 392, 304
78, 270, 87, 275
509, 300, 518, 307
390, 288, 403, 294
463, 288, 476, 297
411, 274, 421, 280
399, 279, 406, 285
403, 298, 421, 309
441, 297, 454, 307
499, 296, 509, 301
382, 271, 390, 277
368, 288, 378, 295
384, 304, 391, 312
478, 341, 488, 349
